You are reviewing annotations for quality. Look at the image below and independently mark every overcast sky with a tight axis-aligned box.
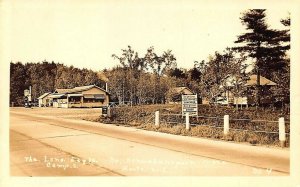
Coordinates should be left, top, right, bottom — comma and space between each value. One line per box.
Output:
6, 0, 289, 71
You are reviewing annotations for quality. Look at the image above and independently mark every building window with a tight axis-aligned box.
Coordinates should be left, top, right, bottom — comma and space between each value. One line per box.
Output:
69, 97, 81, 104
83, 98, 104, 103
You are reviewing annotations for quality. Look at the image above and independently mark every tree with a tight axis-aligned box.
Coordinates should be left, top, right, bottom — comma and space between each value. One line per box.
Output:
112, 46, 147, 104
196, 51, 229, 104
105, 67, 127, 104
110, 46, 177, 105
10, 61, 104, 106
136, 73, 156, 104
270, 15, 290, 108
168, 68, 187, 79
234, 9, 289, 107
10, 62, 27, 106
225, 53, 249, 109
145, 47, 177, 77
112, 45, 146, 72
188, 66, 201, 81
144, 46, 177, 103
195, 49, 248, 106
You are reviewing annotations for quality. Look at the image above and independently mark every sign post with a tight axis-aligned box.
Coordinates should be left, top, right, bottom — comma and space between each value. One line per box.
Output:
182, 94, 198, 117
185, 112, 190, 130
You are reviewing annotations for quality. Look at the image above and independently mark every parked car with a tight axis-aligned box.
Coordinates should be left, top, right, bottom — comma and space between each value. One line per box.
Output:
214, 96, 229, 105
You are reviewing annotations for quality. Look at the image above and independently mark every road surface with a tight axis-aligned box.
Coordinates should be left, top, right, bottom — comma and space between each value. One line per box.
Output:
10, 108, 289, 176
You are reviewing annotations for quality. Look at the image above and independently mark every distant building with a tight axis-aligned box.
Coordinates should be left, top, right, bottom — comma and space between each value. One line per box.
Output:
48, 85, 109, 108
37, 92, 52, 107
219, 75, 277, 106
167, 86, 194, 104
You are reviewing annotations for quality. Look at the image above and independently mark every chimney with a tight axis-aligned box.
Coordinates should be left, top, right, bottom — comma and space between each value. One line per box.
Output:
105, 82, 108, 92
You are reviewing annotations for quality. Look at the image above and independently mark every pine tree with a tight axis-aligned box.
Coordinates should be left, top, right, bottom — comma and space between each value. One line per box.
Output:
234, 9, 289, 107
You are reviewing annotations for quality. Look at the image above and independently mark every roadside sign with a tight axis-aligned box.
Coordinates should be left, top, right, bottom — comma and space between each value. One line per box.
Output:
24, 89, 30, 96
182, 94, 198, 116
102, 106, 108, 115
24, 88, 32, 102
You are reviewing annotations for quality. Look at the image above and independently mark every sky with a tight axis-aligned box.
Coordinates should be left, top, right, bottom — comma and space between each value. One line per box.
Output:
5, 0, 290, 72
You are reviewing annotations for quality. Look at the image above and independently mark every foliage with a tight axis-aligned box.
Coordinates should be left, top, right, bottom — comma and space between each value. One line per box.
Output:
10, 61, 105, 106
234, 9, 290, 106
10, 62, 27, 106
110, 46, 177, 105
144, 46, 177, 77
193, 49, 248, 105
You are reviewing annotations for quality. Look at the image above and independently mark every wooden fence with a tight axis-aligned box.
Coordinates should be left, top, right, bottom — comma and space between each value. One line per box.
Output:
154, 111, 289, 147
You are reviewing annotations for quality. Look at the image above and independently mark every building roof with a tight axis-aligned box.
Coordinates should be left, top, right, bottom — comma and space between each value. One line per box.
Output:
245, 75, 277, 86
73, 85, 109, 94
48, 94, 66, 98
73, 85, 95, 91
55, 89, 74, 94
169, 87, 194, 94
225, 74, 277, 87
37, 92, 51, 99
54, 85, 109, 95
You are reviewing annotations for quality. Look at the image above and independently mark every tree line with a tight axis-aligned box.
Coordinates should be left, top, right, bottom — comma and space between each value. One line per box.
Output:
10, 9, 290, 108
10, 61, 105, 106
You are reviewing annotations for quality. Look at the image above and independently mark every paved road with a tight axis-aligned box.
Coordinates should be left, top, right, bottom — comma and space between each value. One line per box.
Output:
10, 110, 289, 176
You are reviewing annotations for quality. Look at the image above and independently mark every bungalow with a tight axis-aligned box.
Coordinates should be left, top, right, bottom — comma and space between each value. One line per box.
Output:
48, 85, 109, 108
220, 75, 277, 106
166, 87, 194, 104
37, 92, 52, 107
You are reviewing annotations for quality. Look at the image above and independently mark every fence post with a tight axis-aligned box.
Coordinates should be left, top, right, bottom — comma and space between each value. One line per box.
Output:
155, 111, 160, 127
279, 117, 286, 147
224, 115, 229, 135
186, 112, 190, 130
107, 106, 111, 118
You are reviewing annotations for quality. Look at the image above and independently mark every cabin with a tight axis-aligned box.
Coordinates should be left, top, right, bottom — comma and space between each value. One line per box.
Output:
167, 87, 194, 104
48, 85, 109, 108
37, 92, 52, 107
219, 75, 277, 106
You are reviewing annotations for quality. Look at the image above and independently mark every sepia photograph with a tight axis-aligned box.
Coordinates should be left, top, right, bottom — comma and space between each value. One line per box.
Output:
1, 0, 300, 187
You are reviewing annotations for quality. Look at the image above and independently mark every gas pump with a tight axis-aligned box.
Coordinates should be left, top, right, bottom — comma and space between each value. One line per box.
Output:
24, 86, 32, 108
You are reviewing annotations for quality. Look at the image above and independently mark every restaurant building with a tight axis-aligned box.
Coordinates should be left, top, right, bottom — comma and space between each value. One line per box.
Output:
48, 85, 109, 108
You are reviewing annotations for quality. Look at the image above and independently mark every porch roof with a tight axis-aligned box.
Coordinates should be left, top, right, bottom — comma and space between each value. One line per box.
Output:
48, 94, 65, 98
67, 93, 83, 97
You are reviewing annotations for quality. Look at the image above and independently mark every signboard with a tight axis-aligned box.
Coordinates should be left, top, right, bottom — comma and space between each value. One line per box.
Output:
182, 94, 198, 116
24, 87, 32, 102
102, 106, 108, 115
24, 89, 30, 97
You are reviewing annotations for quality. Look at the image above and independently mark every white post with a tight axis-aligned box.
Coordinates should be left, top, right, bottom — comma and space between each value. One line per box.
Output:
155, 111, 160, 127
279, 117, 286, 147
107, 106, 111, 118
67, 95, 70, 108
105, 82, 108, 92
224, 115, 229, 135
29, 86, 32, 102
185, 112, 190, 130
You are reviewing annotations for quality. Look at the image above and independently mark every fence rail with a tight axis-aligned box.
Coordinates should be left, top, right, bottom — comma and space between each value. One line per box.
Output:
154, 111, 289, 147
160, 114, 290, 124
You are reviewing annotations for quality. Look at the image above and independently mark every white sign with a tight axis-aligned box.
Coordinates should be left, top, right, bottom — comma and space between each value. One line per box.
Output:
24, 88, 32, 101
182, 94, 198, 116
24, 89, 30, 96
